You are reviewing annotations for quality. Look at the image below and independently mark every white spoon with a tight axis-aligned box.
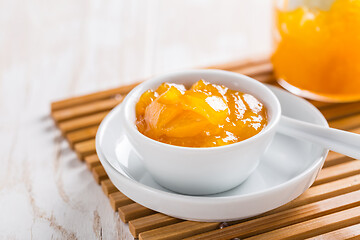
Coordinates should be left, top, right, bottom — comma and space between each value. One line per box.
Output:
278, 116, 360, 160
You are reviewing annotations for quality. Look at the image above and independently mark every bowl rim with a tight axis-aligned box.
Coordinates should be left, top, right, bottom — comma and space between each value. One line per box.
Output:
121, 69, 282, 152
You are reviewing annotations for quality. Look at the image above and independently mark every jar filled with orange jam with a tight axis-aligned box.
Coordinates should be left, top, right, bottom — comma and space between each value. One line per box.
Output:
135, 80, 268, 147
272, 0, 360, 102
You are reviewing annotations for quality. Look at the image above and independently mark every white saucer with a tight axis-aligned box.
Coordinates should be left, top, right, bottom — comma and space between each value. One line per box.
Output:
96, 85, 328, 222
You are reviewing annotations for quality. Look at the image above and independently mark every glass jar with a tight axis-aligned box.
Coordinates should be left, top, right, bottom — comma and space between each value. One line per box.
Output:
272, 0, 360, 102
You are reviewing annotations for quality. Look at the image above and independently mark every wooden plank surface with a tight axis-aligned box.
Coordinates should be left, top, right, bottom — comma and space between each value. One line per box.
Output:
0, 1, 276, 239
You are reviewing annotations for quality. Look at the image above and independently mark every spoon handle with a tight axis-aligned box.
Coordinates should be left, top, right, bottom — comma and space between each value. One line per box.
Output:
277, 116, 360, 160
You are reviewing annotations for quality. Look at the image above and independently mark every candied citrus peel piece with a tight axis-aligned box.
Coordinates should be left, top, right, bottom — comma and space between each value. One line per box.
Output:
135, 90, 157, 116
163, 111, 209, 138
157, 85, 183, 105
191, 79, 228, 96
135, 79, 268, 147
182, 92, 229, 125
144, 100, 182, 130
155, 82, 185, 95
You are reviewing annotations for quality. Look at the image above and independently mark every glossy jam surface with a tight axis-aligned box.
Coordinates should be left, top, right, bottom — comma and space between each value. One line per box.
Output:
272, 0, 360, 102
135, 80, 268, 147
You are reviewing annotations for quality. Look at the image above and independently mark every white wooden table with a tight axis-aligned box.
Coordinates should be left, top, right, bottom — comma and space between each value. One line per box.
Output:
0, 0, 271, 239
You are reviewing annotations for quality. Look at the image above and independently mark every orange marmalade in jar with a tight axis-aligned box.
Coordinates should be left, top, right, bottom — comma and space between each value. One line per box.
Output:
272, 0, 360, 102
135, 80, 268, 148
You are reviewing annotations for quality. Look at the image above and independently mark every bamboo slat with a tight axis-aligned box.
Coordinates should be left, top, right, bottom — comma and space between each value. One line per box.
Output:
129, 214, 183, 238
307, 100, 337, 109
139, 221, 220, 240
323, 151, 352, 168
84, 154, 101, 170
232, 62, 273, 78
204, 55, 269, 71
50, 57, 360, 239
109, 192, 134, 211
266, 175, 360, 215
313, 160, 360, 186
329, 113, 360, 130
251, 74, 275, 84
58, 111, 109, 134
52, 96, 123, 123
66, 126, 99, 147
320, 101, 360, 121
350, 127, 360, 135
74, 139, 96, 160
119, 203, 157, 223
92, 165, 109, 184
101, 179, 118, 196
51, 82, 140, 111
306, 223, 360, 240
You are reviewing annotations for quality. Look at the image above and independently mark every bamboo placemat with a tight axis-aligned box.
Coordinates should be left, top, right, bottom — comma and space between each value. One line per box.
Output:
51, 58, 360, 240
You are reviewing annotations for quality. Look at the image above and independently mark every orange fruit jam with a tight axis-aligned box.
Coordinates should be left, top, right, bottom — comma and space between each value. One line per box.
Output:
272, 0, 360, 102
135, 80, 268, 147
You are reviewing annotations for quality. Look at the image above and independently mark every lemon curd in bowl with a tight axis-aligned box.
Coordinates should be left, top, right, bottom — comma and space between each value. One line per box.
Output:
135, 80, 268, 147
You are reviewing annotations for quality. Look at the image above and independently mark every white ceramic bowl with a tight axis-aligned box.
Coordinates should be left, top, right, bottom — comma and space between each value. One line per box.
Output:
120, 70, 281, 195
